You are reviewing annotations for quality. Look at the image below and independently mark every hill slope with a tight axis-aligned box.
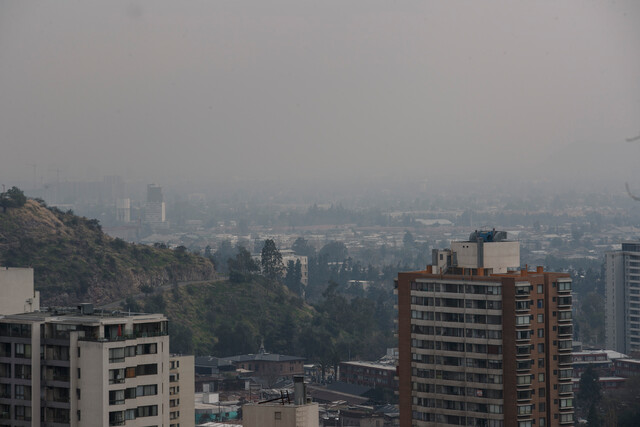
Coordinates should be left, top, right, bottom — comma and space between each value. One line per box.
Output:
0, 199, 215, 305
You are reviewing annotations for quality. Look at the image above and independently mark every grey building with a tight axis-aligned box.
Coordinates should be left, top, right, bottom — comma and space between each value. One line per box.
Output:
606, 242, 640, 354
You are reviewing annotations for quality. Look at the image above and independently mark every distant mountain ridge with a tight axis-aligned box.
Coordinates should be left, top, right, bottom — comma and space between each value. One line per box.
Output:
0, 199, 215, 306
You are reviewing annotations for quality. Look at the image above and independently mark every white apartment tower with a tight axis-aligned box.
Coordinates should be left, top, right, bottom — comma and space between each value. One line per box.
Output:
0, 305, 171, 426
606, 242, 640, 355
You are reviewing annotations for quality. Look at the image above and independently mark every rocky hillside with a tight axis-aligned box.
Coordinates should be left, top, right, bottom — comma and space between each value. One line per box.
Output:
0, 199, 215, 305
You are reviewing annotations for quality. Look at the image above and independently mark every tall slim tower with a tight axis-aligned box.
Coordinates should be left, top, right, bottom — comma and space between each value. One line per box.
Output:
605, 242, 640, 355
396, 230, 574, 427
144, 184, 165, 225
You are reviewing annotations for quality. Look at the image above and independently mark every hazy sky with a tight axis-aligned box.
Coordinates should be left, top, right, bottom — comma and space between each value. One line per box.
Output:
1, 1, 639, 187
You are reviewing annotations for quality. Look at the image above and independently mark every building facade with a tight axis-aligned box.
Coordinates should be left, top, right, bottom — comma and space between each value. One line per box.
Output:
0, 306, 171, 426
396, 231, 574, 426
169, 355, 195, 427
145, 184, 166, 225
605, 242, 640, 355
339, 361, 396, 392
0, 267, 40, 316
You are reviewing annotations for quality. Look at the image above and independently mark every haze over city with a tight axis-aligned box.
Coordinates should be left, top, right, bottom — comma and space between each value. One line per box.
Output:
1, 0, 639, 191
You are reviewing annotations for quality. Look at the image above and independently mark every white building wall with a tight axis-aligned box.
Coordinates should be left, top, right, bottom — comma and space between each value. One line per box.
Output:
0, 267, 39, 315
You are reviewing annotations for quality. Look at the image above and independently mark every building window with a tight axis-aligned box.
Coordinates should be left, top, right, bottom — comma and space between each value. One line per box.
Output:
14, 343, 31, 358
126, 367, 137, 378
537, 284, 543, 294
538, 329, 544, 338
539, 373, 545, 382
15, 385, 29, 400
538, 343, 545, 353
125, 409, 136, 420
275, 412, 282, 420
136, 405, 158, 417
14, 405, 31, 421
109, 348, 125, 363
539, 387, 545, 397
538, 314, 544, 323
109, 390, 125, 405
14, 364, 31, 380
538, 358, 545, 368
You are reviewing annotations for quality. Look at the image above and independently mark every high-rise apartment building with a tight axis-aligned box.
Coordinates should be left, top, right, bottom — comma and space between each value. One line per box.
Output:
145, 184, 166, 225
396, 230, 574, 427
169, 355, 195, 427
0, 305, 172, 426
605, 242, 640, 355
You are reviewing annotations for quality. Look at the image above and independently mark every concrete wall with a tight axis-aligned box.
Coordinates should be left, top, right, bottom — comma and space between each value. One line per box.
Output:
451, 241, 519, 273
243, 403, 319, 427
0, 267, 39, 315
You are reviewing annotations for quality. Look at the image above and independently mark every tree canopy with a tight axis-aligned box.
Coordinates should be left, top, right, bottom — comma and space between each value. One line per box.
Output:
261, 239, 284, 281
0, 186, 27, 212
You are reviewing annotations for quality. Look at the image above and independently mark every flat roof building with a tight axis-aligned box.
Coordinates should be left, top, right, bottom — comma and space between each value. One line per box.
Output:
242, 376, 318, 427
605, 242, 640, 354
0, 305, 171, 426
396, 231, 574, 426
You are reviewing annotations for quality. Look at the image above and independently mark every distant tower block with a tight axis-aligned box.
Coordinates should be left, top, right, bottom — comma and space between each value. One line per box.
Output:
116, 198, 131, 223
145, 184, 166, 224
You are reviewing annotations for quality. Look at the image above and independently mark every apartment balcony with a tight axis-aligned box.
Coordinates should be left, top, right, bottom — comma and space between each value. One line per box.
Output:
516, 359, 533, 371
558, 339, 572, 352
515, 286, 531, 299
558, 384, 573, 395
516, 389, 533, 401
558, 310, 572, 323
559, 412, 574, 424
558, 354, 572, 366
516, 345, 532, 357
558, 325, 573, 337
557, 296, 572, 308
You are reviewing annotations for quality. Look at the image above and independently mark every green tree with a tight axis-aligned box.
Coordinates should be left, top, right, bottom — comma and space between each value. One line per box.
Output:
228, 246, 259, 283
578, 366, 602, 412
170, 321, 194, 354
261, 239, 284, 281
284, 259, 303, 296
212, 240, 235, 274
0, 186, 27, 213
319, 241, 348, 262
292, 237, 316, 257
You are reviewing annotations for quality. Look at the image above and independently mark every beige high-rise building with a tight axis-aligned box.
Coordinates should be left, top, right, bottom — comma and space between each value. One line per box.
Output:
0, 267, 40, 315
0, 305, 172, 426
169, 355, 195, 427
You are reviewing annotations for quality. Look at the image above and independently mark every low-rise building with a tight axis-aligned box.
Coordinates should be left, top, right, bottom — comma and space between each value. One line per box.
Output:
338, 361, 396, 392
243, 376, 318, 427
